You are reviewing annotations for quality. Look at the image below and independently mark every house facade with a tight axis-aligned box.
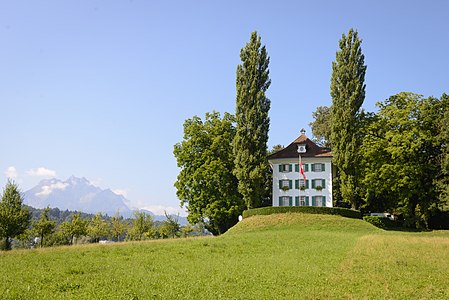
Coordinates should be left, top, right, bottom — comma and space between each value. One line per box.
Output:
267, 129, 333, 207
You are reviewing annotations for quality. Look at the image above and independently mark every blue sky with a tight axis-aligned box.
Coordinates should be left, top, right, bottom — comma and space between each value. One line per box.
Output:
1, 1, 448, 215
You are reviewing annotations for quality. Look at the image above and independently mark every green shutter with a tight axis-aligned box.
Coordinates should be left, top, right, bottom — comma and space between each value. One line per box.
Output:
312, 196, 316, 206
295, 196, 299, 206
289, 180, 292, 189
279, 180, 282, 189
278, 197, 282, 206
305, 196, 309, 206
306, 180, 309, 189
304, 164, 309, 172
311, 164, 315, 172
311, 179, 315, 188
322, 163, 325, 171
322, 196, 326, 207
295, 164, 299, 172
295, 179, 299, 189
279, 165, 282, 172
289, 164, 293, 172
322, 179, 325, 187
289, 197, 293, 206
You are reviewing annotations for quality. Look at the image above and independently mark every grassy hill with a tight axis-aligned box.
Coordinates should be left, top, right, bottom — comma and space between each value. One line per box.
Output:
1, 213, 449, 299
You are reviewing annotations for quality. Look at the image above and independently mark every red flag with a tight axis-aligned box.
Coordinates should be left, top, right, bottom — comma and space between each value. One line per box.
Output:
300, 156, 306, 181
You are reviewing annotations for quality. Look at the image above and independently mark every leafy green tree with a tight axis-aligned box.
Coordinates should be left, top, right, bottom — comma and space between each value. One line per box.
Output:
111, 211, 128, 241
180, 224, 194, 238
33, 207, 56, 247
360, 93, 442, 227
128, 211, 153, 241
160, 212, 181, 239
15, 228, 33, 249
233, 31, 271, 209
330, 28, 367, 209
146, 225, 160, 240
309, 105, 332, 148
87, 213, 110, 243
174, 111, 244, 235
435, 94, 449, 207
0, 180, 31, 250
60, 212, 88, 244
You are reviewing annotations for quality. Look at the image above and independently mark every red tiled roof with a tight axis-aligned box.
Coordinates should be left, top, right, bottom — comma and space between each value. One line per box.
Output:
267, 132, 332, 159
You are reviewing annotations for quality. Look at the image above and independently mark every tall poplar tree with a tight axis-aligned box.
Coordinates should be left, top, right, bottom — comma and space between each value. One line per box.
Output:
233, 31, 271, 209
330, 28, 367, 209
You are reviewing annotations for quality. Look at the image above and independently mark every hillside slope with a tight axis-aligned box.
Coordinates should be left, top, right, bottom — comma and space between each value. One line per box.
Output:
1, 213, 448, 299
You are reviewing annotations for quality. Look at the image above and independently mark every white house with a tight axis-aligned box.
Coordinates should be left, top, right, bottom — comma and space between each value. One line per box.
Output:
267, 129, 333, 207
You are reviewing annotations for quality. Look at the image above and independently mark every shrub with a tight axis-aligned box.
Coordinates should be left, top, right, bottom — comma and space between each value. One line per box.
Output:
242, 206, 361, 219
428, 210, 449, 229
363, 216, 401, 229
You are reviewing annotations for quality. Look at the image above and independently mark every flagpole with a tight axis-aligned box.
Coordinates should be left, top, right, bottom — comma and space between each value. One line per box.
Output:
298, 153, 301, 206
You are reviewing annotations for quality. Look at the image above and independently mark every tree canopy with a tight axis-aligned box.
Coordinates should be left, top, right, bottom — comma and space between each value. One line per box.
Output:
87, 213, 110, 243
309, 105, 332, 148
174, 111, 244, 235
0, 180, 31, 250
60, 212, 88, 245
358, 92, 448, 227
128, 211, 154, 241
32, 207, 56, 247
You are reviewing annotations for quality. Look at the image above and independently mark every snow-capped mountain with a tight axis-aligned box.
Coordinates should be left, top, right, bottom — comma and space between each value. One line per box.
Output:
24, 176, 132, 217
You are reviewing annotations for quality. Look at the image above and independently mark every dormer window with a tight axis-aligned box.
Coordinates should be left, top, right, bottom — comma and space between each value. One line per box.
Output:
297, 144, 306, 153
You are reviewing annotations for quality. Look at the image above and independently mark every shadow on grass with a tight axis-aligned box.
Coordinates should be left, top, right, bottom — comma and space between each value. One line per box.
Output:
381, 227, 425, 232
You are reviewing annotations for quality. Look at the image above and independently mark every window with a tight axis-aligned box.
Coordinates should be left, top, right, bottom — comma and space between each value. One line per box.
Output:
295, 196, 309, 206
295, 179, 309, 189
295, 163, 309, 172
279, 164, 292, 173
279, 196, 292, 206
279, 180, 292, 190
311, 163, 325, 172
312, 179, 325, 189
312, 196, 326, 207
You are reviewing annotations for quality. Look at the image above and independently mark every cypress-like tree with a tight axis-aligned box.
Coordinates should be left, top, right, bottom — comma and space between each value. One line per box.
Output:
233, 31, 271, 209
330, 28, 367, 209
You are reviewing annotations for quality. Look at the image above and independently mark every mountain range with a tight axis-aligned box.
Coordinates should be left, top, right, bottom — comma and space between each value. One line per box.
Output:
23, 176, 186, 224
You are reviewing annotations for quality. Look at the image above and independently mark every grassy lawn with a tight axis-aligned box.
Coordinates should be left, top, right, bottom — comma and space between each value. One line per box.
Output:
1, 213, 449, 299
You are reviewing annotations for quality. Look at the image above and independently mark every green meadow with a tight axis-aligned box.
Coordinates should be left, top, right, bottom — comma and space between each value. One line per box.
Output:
1, 213, 449, 299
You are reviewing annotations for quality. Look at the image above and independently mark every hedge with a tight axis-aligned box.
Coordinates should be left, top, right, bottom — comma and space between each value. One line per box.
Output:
242, 206, 362, 219
362, 216, 401, 229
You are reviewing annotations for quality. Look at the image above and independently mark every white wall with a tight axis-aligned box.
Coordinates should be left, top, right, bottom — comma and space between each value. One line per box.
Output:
270, 157, 333, 207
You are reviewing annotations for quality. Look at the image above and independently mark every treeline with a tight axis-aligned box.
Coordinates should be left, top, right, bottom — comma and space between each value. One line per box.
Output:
310, 29, 449, 228
0, 180, 206, 251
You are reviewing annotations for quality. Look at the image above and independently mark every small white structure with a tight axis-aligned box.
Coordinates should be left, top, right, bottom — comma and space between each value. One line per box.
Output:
370, 213, 394, 220
267, 129, 333, 207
